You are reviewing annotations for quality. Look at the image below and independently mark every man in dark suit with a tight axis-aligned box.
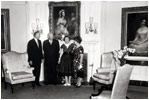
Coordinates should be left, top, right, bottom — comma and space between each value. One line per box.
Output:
43, 33, 60, 85
27, 31, 43, 86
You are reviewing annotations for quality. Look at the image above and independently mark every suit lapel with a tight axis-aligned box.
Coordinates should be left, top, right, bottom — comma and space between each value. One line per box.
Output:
33, 39, 39, 48
38, 40, 41, 49
51, 39, 54, 45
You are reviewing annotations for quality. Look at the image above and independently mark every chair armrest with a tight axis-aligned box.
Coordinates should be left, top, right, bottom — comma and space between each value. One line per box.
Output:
22, 65, 34, 73
4, 69, 10, 74
29, 67, 34, 70
96, 67, 111, 73
3, 69, 12, 81
23, 65, 34, 70
110, 70, 116, 74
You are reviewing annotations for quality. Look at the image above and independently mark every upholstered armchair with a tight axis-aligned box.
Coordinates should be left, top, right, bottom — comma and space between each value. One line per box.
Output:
91, 64, 134, 99
92, 52, 119, 96
2, 51, 35, 93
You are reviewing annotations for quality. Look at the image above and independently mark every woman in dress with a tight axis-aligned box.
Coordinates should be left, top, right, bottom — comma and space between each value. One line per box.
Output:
55, 9, 69, 39
72, 36, 84, 88
58, 36, 73, 86
129, 19, 148, 53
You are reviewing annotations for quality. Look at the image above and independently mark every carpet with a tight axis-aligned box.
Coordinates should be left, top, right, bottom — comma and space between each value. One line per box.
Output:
1, 82, 148, 99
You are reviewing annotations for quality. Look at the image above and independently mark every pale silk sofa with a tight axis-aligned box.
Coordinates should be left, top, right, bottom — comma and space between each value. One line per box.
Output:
2, 51, 35, 93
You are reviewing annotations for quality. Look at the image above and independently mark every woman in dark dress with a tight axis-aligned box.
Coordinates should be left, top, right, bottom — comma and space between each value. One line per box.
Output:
58, 36, 73, 86
72, 36, 84, 88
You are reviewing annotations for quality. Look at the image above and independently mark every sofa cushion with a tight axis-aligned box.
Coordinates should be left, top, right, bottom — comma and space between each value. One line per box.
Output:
11, 71, 33, 80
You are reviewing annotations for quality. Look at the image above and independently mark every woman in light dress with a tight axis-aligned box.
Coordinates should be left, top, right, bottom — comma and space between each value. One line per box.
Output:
55, 9, 69, 40
129, 19, 148, 53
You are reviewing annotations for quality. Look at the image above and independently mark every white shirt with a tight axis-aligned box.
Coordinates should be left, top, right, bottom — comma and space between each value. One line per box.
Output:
49, 39, 53, 45
65, 43, 70, 48
34, 38, 39, 47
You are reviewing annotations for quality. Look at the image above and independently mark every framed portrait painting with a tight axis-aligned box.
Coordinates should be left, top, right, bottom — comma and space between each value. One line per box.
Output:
121, 6, 148, 56
48, 1, 80, 40
1, 9, 11, 53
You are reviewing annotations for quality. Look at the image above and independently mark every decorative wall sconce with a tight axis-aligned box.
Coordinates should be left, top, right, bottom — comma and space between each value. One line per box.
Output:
31, 18, 44, 34
85, 17, 98, 34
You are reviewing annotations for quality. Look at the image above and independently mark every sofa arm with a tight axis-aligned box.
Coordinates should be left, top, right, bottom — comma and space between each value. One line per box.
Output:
3, 69, 12, 81
96, 67, 111, 73
29, 67, 34, 70
4, 69, 10, 74
22, 65, 34, 73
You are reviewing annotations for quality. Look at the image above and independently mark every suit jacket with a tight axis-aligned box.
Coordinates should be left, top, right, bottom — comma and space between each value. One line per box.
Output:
43, 39, 60, 65
27, 38, 43, 65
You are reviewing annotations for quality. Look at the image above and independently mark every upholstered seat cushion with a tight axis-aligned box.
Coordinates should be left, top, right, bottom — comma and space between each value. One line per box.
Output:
93, 73, 110, 80
11, 71, 34, 80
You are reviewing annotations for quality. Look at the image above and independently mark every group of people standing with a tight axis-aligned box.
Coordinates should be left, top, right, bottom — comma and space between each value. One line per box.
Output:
27, 31, 84, 88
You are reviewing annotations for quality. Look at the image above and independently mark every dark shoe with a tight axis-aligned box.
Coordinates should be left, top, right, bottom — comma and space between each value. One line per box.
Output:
54, 83, 57, 85
91, 93, 99, 96
76, 84, 82, 88
36, 83, 41, 86
43, 81, 49, 85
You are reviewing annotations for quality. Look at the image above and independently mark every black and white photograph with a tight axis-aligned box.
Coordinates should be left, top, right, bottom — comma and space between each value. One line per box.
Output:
1, 1, 148, 99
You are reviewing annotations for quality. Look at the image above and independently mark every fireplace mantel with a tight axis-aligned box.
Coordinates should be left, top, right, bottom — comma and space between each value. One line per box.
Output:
81, 39, 101, 82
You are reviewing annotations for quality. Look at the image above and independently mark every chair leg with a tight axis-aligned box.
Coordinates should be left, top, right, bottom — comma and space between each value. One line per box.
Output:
10, 84, 14, 93
106, 84, 112, 90
32, 81, 35, 89
22, 83, 24, 87
126, 96, 129, 99
4, 81, 7, 90
93, 81, 96, 90
89, 96, 92, 99
91, 85, 104, 96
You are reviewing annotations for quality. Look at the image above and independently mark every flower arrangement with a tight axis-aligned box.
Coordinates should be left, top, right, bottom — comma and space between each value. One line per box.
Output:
113, 46, 135, 66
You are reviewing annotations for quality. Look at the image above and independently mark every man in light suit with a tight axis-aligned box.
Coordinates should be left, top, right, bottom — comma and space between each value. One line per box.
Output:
27, 31, 43, 86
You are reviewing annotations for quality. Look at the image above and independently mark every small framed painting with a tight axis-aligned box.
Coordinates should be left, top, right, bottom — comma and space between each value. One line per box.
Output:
1, 9, 11, 53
